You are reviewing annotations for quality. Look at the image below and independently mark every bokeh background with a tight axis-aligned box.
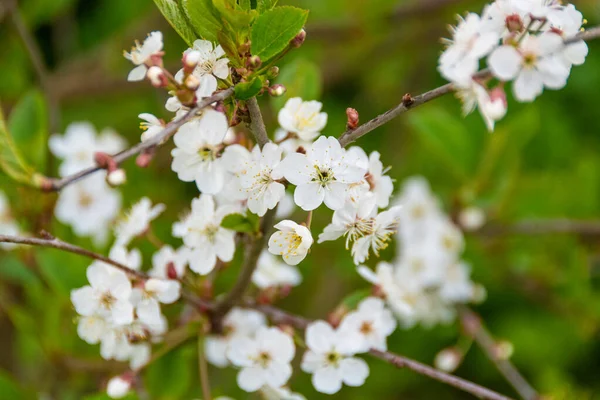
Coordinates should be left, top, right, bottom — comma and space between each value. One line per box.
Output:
2, 0, 600, 399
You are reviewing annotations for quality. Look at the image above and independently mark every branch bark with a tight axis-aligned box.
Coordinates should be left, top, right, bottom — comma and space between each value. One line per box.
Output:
338, 26, 600, 148
246, 97, 270, 148
44, 88, 235, 191
252, 303, 513, 400
460, 308, 539, 400
0, 233, 147, 280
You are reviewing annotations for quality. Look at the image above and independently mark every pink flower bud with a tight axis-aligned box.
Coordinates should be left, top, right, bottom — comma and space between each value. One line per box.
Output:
291, 29, 306, 47
184, 50, 201, 68
346, 107, 359, 130
505, 14, 524, 32
246, 55, 262, 69
269, 84, 286, 97
106, 375, 132, 399
185, 74, 200, 91
267, 66, 280, 79
147, 66, 167, 87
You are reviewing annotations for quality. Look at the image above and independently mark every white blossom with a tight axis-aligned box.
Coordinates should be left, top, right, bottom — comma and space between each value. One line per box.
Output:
124, 31, 163, 81
352, 206, 402, 264
488, 33, 570, 102
130, 278, 181, 325
252, 251, 302, 289
268, 220, 313, 266
205, 308, 266, 367
114, 197, 165, 247
55, 175, 121, 244
227, 327, 295, 392
301, 321, 369, 394
77, 315, 109, 344
49, 122, 126, 176
455, 81, 507, 131
318, 194, 377, 248
148, 245, 188, 279
280, 136, 367, 211
439, 13, 499, 84
177, 40, 230, 97
278, 98, 327, 141
71, 263, 134, 326
171, 109, 229, 194
338, 297, 397, 352
107, 375, 131, 399
138, 113, 165, 142
259, 386, 306, 400
172, 195, 236, 274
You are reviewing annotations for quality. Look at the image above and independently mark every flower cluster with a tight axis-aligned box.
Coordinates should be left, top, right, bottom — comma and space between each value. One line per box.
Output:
70, 198, 184, 380
439, 1, 588, 130
359, 177, 484, 328
50, 122, 126, 244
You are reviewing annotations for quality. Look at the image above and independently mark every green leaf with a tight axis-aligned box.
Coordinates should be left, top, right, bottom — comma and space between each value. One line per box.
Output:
8, 89, 48, 171
251, 6, 308, 61
238, 0, 251, 10
0, 104, 42, 187
182, 0, 222, 43
153, 0, 198, 46
0, 370, 32, 399
271, 58, 322, 110
217, 30, 241, 63
340, 289, 372, 309
257, 0, 278, 12
234, 76, 264, 100
212, 0, 257, 32
221, 213, 259, 232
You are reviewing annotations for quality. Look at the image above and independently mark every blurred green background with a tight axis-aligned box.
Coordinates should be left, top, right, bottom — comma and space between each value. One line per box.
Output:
2, 0, 600, 399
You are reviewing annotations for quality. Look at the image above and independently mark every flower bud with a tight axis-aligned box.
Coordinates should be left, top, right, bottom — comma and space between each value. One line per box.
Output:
183, 50, 201, 68
269, 84, 286, 97
246, 55, 262, 69
434, 348, 463, 373
458, 207, 486, 231
346, 107, 359, 130
494, 340, 514, 360
147, 66, 167, 88
107, 169, 127, 187
291, 28, 306, 47
107, 375, 132, 399
136, 151, 154, 168
266, 66, 280, 79
184, 74, 200, 91
505, 14, 524, 32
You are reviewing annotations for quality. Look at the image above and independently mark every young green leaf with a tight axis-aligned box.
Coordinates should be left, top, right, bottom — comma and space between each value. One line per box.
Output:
234, 76, 264, 100
257, 0, 278, 13
221, 213, 260, 232
153, 0, 198, 46
8, 90, 48, 172
182, 0, 222, 43
212, 0, 257, 32
251, 6, 308, 62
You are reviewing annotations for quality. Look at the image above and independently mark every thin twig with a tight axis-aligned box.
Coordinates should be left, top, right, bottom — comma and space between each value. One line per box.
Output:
338, 26, 600, 148
44, 88, 235, 191
477, 219, 600, 236
246, 97, 270, 148
460, 308, 539, 400
252, 303, 513, 400
0, 234, 147, 280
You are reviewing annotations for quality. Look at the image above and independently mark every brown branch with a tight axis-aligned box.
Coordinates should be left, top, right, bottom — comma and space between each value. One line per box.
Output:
476, 219, 600, 236
246, 97, 270, 148
338, 26, 600, 148
460, 308, 539, 400
44, 88, 235, 191
0, 233, 147, 280
252, 303, 513, 400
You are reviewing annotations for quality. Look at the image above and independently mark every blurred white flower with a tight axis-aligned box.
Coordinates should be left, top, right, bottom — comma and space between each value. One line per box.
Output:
278, 98, 327, 141
227, 327, 295, 392
0, 191, 20, 250
252, 251, 302, 289
106, 375, 131, 399
115, 197, 165, 247
148, 245, 188, 280
130, 278, 181, 326
338, 297, 397, 352
138, 113, 165, 142
301, 320, 369, 394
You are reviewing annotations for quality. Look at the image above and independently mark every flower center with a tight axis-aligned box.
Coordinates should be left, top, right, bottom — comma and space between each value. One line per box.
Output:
198, 146, 218, 162
198, 60, 215, 75
78, 192, 93, 208
100, 292, 116, 309
256, 351, 272, 367
411, 205, 425, 219
326, 351, 342, 366
313, 166, 335, 187
359, 321, 374, 335
523, 52, 537, 68
203, 224, 220, 241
